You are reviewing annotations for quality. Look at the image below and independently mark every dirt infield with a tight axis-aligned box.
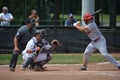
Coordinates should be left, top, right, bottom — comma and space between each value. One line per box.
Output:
0, 63, 120, 80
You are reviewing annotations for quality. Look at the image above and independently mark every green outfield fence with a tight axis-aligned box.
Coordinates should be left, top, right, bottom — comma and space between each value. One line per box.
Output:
0, 25, 120, 53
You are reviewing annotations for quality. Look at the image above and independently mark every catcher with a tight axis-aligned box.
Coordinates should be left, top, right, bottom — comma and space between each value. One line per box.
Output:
22, 29, 60, 71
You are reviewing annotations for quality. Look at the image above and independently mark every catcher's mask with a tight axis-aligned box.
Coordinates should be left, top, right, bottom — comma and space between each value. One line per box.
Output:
40, 29, 47, 38
83, 13, 93, 24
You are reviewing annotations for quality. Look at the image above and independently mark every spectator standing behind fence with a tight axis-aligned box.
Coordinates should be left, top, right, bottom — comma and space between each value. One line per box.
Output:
0, 6, 13, 26
64, 13, 77, 27
29, 9, 39, 27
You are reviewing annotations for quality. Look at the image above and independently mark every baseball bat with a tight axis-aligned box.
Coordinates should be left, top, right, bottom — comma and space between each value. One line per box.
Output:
91, 9, 102, 16
73, 9, 102, 26
79, 9, 102, 21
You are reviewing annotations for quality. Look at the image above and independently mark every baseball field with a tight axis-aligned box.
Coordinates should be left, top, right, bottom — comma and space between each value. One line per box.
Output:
0, 53, 120, 80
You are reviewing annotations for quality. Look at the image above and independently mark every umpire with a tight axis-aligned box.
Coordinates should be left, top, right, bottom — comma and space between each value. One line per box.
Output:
9, 18, 36, 71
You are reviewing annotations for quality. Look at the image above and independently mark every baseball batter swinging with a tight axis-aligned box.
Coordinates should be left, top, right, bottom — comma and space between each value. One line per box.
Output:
73, 13, 120, 70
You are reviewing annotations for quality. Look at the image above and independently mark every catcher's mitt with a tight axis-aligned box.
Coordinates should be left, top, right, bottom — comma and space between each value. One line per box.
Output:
51, 39, 60, 46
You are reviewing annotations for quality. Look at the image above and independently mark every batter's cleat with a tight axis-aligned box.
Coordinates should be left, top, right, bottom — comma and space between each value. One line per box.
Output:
9, 67, 15, 72
80, 66, 87, 71
118, 66, 120, 70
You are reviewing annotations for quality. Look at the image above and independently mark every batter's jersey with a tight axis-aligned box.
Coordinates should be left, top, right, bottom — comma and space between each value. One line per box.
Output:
16, 25, 35, 49
85, 21, 104, 41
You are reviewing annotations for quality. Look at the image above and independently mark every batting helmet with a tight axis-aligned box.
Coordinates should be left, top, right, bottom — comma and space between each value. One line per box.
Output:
83, 13, 93, 23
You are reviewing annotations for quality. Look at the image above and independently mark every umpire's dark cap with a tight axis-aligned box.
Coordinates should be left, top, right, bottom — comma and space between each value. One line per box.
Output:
26, 18, 35, 24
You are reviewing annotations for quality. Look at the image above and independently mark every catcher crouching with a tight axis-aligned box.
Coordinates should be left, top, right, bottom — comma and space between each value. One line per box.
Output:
22, 29, 60, 71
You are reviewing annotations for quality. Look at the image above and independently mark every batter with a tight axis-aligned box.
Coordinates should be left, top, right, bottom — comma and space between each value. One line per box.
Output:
73, 13, 120, 70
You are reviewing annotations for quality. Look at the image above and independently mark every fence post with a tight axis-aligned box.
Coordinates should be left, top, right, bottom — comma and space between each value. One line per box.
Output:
109, 0, 116, 28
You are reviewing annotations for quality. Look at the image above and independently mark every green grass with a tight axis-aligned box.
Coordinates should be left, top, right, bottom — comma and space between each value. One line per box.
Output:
0, 54, 22, 65
49, 54, 83, 64
0, 53, 120, 65
50, 13, 81, 21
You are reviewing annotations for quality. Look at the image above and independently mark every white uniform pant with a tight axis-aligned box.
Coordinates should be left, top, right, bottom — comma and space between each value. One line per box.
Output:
22, 53, 49, 62
84, 37, 120, 67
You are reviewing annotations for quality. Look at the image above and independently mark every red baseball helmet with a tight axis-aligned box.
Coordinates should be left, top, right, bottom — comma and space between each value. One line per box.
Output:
83, 13, 93, 23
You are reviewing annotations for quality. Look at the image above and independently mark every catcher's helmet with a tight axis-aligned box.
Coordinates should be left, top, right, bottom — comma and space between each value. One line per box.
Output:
34, 29, 47, 38
40, 29, 47, 38
34, 30, 41, 36
83, 13, 93, 23
40, 29, 46, 35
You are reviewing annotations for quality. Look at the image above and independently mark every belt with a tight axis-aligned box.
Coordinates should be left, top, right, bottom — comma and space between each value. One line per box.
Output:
93, 37, 100, 42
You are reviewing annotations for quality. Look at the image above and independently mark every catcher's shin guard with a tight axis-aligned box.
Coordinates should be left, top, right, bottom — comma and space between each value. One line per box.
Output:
23, 57, 33, 68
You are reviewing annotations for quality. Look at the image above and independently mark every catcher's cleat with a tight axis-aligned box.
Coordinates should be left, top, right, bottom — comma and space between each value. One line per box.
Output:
80, 66, 87, 71
34, 65, 42, 71
21, 67, 26, 71
28, 63, 35, 70
34, 65, 47, 71
41, 66, 47, 70
28, 65, 34, 70
9, 67, 15, 72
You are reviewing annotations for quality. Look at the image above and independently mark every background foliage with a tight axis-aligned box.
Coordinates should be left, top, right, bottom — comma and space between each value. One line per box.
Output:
0, 0, 120, 25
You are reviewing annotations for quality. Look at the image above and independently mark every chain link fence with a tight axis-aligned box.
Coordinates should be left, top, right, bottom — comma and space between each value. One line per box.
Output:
0, 26, 120, 53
